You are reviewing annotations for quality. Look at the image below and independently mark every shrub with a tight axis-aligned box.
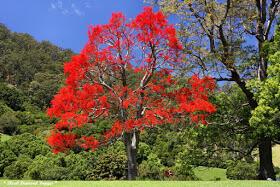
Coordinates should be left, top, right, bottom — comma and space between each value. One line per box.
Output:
0, 111, 19, 135
86, 150, 127, 180
0, 149, 17, 177
226, 161, 257, 180
64, 151, 97, 180
138, 153, 166, 180
0, 83, 25, 111
137, 142, 151, 164
0, 101, 13, 116
172, 150, 197, 180
24, 153, 69, 180
4, 133, 50, 158
3, 155, 32, 179
25, 150, 97, 180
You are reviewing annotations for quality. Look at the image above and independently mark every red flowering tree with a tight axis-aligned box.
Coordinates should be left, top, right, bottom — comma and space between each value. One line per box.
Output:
46, 7, 216, 180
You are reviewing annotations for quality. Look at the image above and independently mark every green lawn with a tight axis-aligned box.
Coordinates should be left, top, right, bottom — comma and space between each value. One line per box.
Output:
273, 144, 280, 167
1, 180, 280, 187
0, 134, 11, 142
193, 166, 227, 181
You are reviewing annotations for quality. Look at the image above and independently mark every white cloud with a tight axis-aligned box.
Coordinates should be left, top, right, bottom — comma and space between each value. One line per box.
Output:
62, 9, 69, 15
51, 3, 56, 9
73, 8, 83, 16
72, 3, 84, 16
50, 0, 88, 16
83, 0, 92, 8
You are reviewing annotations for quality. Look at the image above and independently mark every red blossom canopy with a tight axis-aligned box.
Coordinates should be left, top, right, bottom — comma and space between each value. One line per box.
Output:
46, 7, 216, 153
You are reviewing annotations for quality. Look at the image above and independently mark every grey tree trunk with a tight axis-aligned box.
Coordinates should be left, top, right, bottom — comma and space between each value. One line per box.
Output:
124, 131, 139, 180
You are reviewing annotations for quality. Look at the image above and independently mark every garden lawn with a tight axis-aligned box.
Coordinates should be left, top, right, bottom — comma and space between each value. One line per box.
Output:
1, 180, 280, 187
193, 166, 227, 181
272, 144, 280, 167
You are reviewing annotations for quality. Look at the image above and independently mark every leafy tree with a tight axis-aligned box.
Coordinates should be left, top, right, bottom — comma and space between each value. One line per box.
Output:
226, 161, 257, 180
0, 111, 19, 135
46, 7, 215, 180
0, 82, 25, 111
184, 86, 257, 169
28, 72, 64, 108
249, 24, 280, 176
153, 0, 280, 179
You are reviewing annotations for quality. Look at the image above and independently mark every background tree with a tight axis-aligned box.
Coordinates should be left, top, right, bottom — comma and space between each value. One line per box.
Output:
46, 7, 216, 180
153, 0, 280, 179
249, 23, 280, 167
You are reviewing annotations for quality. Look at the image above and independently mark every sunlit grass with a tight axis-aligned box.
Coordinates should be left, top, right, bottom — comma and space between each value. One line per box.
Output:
273, 144, 280, 167
193, 166, 227, 181
1, 180, 280, 187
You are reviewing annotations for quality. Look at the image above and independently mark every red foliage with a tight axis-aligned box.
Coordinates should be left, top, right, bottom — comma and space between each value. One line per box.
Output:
46, 7, 216, 153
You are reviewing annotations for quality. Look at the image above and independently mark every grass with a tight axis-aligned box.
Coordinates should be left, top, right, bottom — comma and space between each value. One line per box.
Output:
0, 180, 280, 187
193, 166, 227, 181
272, 144, 280, 167
0, 133, 12, 142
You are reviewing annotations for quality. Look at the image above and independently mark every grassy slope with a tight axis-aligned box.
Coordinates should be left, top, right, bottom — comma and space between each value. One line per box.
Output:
193, 166, 227, 181
1, 180, 280, 187
272, 144, 280, 167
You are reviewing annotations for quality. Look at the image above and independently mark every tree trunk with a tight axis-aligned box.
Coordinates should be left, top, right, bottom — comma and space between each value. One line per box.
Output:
258, 138, 275, 180
124, 131, 139, 180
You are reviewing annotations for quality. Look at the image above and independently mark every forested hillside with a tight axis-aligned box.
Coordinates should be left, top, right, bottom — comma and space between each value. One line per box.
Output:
0, 23, 74, 108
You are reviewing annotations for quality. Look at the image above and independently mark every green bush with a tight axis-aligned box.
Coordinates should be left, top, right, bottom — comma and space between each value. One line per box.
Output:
138, 153, 166, 180
172, 150, 197, 180
137, 142, 151, 164
0, 111, 19, 135
65, 151, 97, 180
25, 150, 97, 180
0, 149, 17, 177
0, 101, 13, 116
226, 161, 257, 180
0, 133, 52, 179
3, 154, 32, 179
24, 153, 69, 180
3, 133, 50, 158
274, 166, 280, 179
86, 150, 127, 180
0, 83, 25, 111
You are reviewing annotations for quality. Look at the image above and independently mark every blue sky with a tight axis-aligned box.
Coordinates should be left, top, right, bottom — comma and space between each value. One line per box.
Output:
0, 0, 149, 53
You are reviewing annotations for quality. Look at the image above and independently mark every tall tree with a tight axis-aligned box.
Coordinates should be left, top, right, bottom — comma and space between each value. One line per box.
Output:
250, 24, 280, 176
46, 7, 216, 180
154, 0, 280, 179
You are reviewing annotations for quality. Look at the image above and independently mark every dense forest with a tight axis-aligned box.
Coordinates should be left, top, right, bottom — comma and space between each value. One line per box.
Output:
1, 0, 280, 181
